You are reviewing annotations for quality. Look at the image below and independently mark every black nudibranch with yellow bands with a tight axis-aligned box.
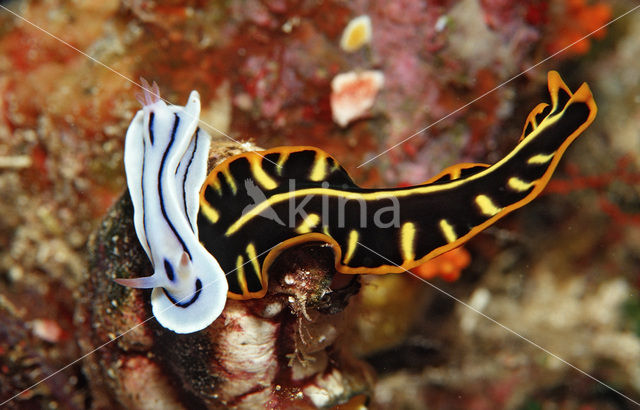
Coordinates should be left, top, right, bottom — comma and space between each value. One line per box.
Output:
199, 71, 596, 299
119, 71, 597, 334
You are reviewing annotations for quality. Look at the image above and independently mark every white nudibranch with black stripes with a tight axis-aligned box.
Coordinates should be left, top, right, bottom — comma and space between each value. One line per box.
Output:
115, 82, 228, 333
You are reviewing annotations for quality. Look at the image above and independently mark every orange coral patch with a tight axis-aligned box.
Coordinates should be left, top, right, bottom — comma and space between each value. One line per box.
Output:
410, 246, 471, 282
547, 0, 612, 56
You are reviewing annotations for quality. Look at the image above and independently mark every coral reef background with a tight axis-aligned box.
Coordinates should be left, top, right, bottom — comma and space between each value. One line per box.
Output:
1, 0, 640, 408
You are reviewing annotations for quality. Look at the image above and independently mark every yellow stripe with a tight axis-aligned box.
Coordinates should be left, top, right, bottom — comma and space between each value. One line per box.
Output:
246, 242, 262, 284
400, 222, 416, 261
226, 180, 471, 235
309, 155, 327, 181
296, 213, 320, 234
222, 168, 237, 194
236, 255, 248, 294
520, 102, 549, 142
209, 177, 222, 195
475, 194, 502, 217
507, 177, 534, 192
449, 165, 464, 180
200, 200, 220, 223
322, 225, 330, 236
423, 163, 489, 184
251, 159, 278, 190
439, 219, 457, 243
225, 100, 576, 237
276, 152, 289, 176
343, 230, 358, 264
227, 186, 459, 236
527, 152, 555, 165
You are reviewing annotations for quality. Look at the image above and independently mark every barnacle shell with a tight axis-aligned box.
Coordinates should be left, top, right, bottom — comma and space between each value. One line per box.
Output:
79, 139, 374, 409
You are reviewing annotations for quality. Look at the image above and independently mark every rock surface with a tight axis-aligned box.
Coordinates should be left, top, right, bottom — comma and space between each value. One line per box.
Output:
79, 141, 373, 409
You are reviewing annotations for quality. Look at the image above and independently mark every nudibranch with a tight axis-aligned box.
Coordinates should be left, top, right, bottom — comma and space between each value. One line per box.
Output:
116, 81, 228, 334
118, 71, 596, 335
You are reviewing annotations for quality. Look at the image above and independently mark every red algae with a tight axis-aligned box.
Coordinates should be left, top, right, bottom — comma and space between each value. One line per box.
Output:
546, 0, 612, 56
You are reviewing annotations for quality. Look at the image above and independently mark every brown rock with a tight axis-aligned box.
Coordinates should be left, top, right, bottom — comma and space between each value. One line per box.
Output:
79, 139, 374, 409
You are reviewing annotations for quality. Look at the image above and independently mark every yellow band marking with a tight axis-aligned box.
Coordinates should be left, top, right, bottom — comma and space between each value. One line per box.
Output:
520, 102, 549, 141
507, 177, 534, 192
475, 194, 502, 217
276, 152, 289, 176
527, 152, 555, 165
309, 154, 327, 182
209, 177, 222, 195
225, 95, 583, 237
439, 219, 457, 243
227, 185, 463, 236
343, 230, 359, 264
296, 213, 320, 234
423, 163, 489, 184
222, 168, 237, 194
400, 222, 416, 261
329, 159, 340, 173
200, 200, 220, 223
246, 242, 262, 284
251, 159, 278, 190
236, 254, 248, 294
